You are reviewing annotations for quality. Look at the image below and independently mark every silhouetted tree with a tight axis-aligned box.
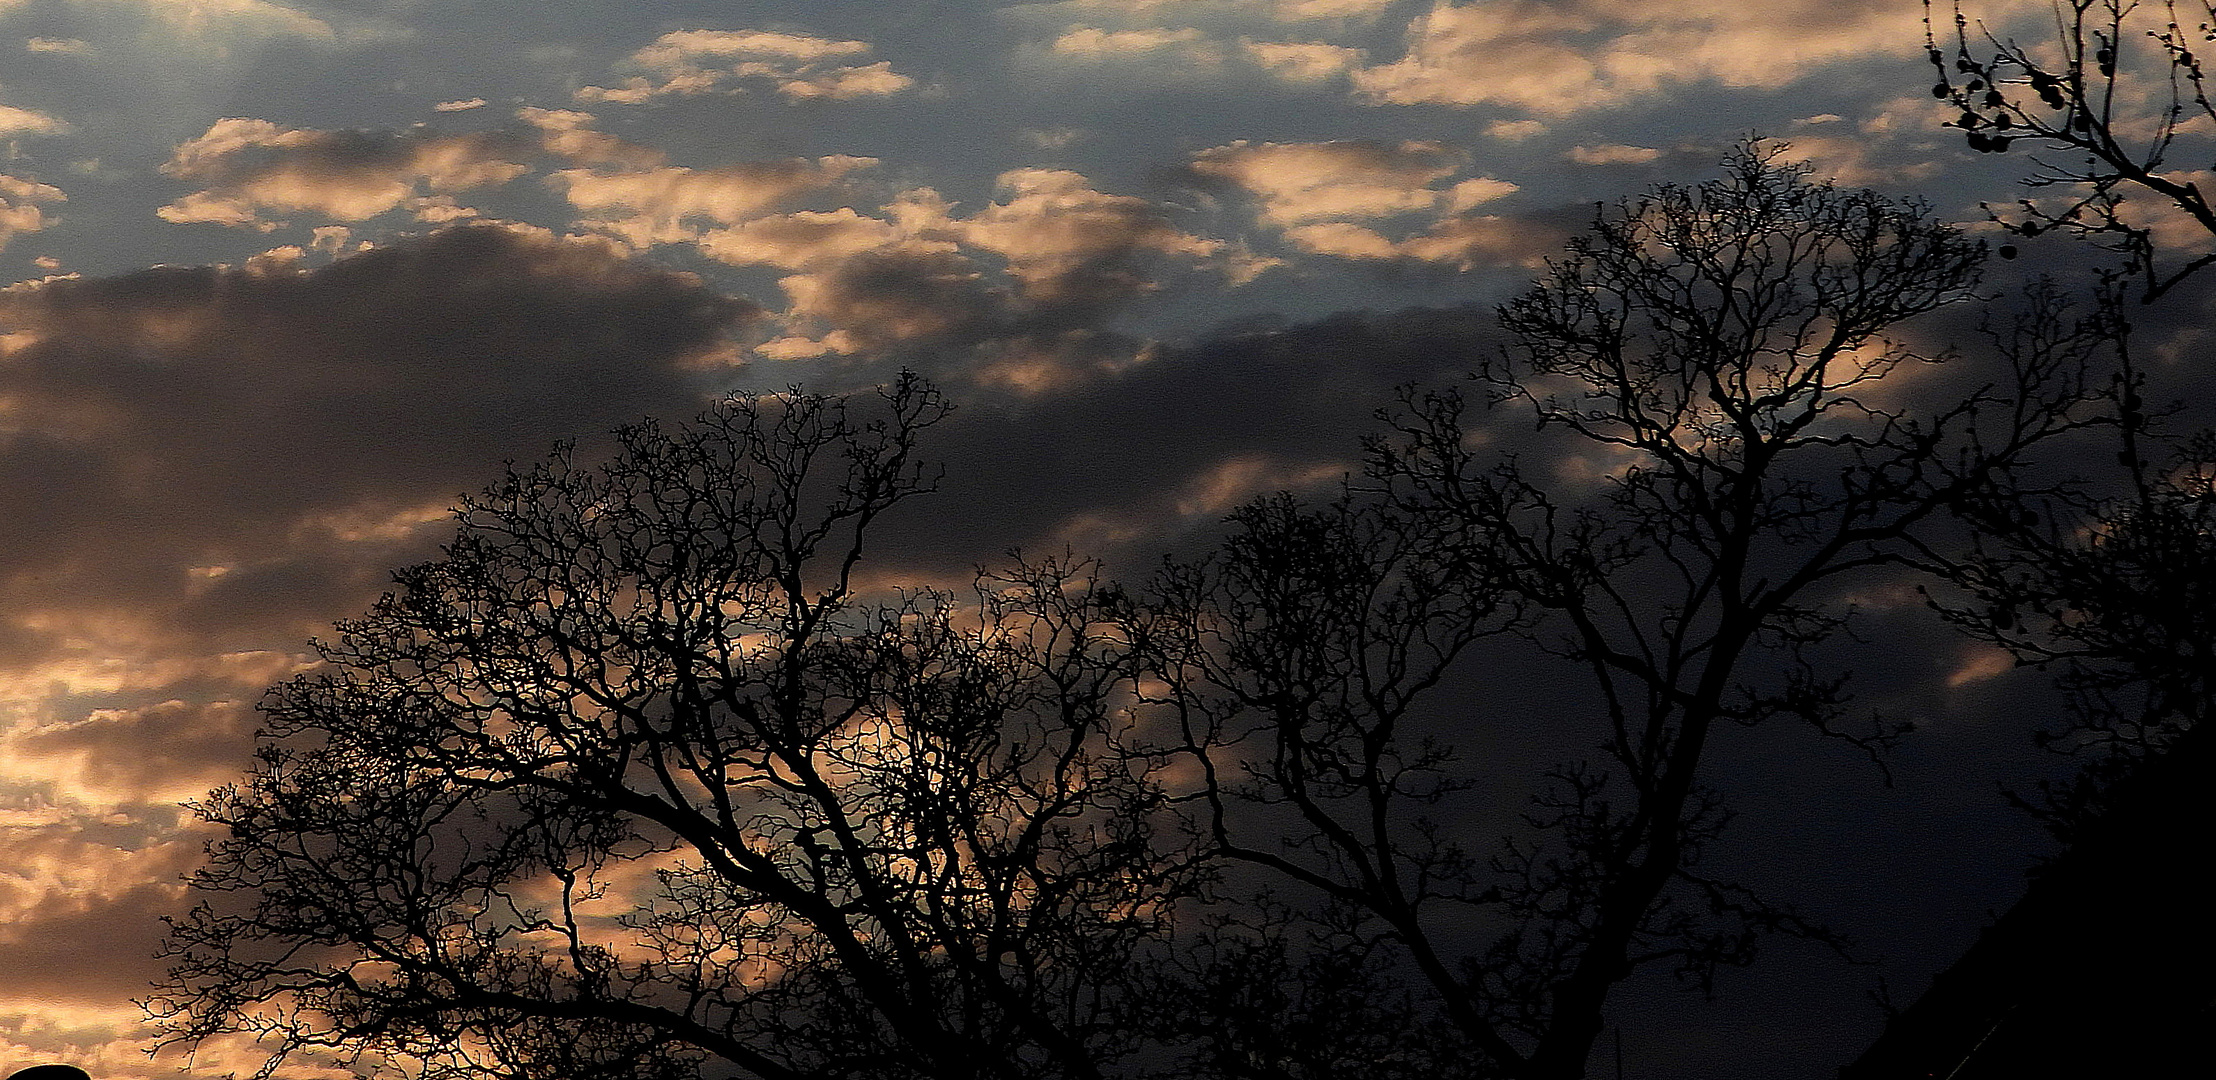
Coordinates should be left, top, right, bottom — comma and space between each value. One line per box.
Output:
1846, 430, 2216, 1079
149, 151, 2128, 1080
148, 375, 1200, 1080
1929, 0, 2216, 298
1933, 428, 2216, 838
1137, 490, 1516, 1080
1139, 145, 2116, 1080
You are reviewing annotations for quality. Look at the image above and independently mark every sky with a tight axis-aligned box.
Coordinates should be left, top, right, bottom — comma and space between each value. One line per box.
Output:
0, 0, 2194, 1077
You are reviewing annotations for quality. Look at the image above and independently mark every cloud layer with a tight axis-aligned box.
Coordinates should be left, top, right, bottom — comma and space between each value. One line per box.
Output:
0, 2, 2119, 1076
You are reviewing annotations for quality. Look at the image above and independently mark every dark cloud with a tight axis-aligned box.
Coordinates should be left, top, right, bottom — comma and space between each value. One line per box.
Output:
862, 303, 1498, 575
0, 222, 755, 668
0, 881, 181, 1006
8, 699, 259, 806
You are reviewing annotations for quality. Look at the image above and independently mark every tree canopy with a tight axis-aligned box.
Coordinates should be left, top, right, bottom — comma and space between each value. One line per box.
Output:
153, 150, 2135, 1080
150, 376, 1198, 1080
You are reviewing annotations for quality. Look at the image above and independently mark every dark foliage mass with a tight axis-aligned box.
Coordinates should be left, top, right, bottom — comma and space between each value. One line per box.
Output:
151, 142, 2214, 1080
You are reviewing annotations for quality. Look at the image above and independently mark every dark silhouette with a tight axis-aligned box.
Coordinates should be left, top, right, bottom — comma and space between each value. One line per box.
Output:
1929, 0, 2216, 299
1138, 144, 2116, 1080
1839, 19, 2216, 1067
7, 1067, 92, 1080
1847, 437, 2216, 1076
148, 151, 2120, 1080
1839, 726, 2216, 1077
148, 375, 1200, 1080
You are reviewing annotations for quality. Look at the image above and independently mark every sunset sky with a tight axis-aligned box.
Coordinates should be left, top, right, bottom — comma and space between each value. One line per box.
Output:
0, 1, 2194, 1077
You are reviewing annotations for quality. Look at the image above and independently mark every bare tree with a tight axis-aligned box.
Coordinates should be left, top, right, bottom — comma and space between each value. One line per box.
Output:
148, 375, 1199, 1080
1140, 144, 2116, 1080
1137, 490, 1517, 1080
1928, 0, 2216, 299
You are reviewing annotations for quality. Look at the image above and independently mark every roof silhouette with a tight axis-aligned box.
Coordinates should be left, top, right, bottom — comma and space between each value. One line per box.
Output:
1840, 723, 2216, 1077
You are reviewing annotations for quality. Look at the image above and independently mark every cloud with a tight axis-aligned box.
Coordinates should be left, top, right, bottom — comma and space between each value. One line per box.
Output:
0, 173, 64, 252
1238, 38, 1366, 81
1567, 143, 1663, 165
550, 154, 879, 249
518, 106, 668, 169
4, 698, 263, 810
1190, 139, 1471, 223
765, 244, 999, 359
24, 37, 89, 55
871, 303, 1499, 575
1052, 25, 1211, 57
141, 0, 335, 41
1037, 23, 1372, 87
104, 0, 407, 47
1352, 0, 1929, 115
0, 224, 754, 719
0, 881, 182, 1005
0, 228, 751, 1032
541, 157, 1232, 380
1764, 99, 1953, 188
434, 97, 487, 112
1298, 213, 1555, 269
196, 110, 1233, 386
158, 118, 533, 228
1025, 3, 1389, 88
1185, 139, 1542, 269
142, 0, 414, 46
1487, 119, 1548, 141
579, 28, 916, 104
1006, 0, 1399, 25
1050, 452, 1347, 548
0, 102, 67, 137
746, 171, 1229, 371
695, 207, 912, 270
957, 167, 1223, 308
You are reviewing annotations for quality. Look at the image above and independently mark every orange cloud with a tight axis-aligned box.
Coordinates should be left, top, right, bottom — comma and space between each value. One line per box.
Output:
1007, 0, 1399, 25
0, 227, 757, 1070
518, 106, 668, 169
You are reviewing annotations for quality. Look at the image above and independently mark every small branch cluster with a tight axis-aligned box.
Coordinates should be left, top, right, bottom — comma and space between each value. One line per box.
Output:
1930, 1, 2216, 297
